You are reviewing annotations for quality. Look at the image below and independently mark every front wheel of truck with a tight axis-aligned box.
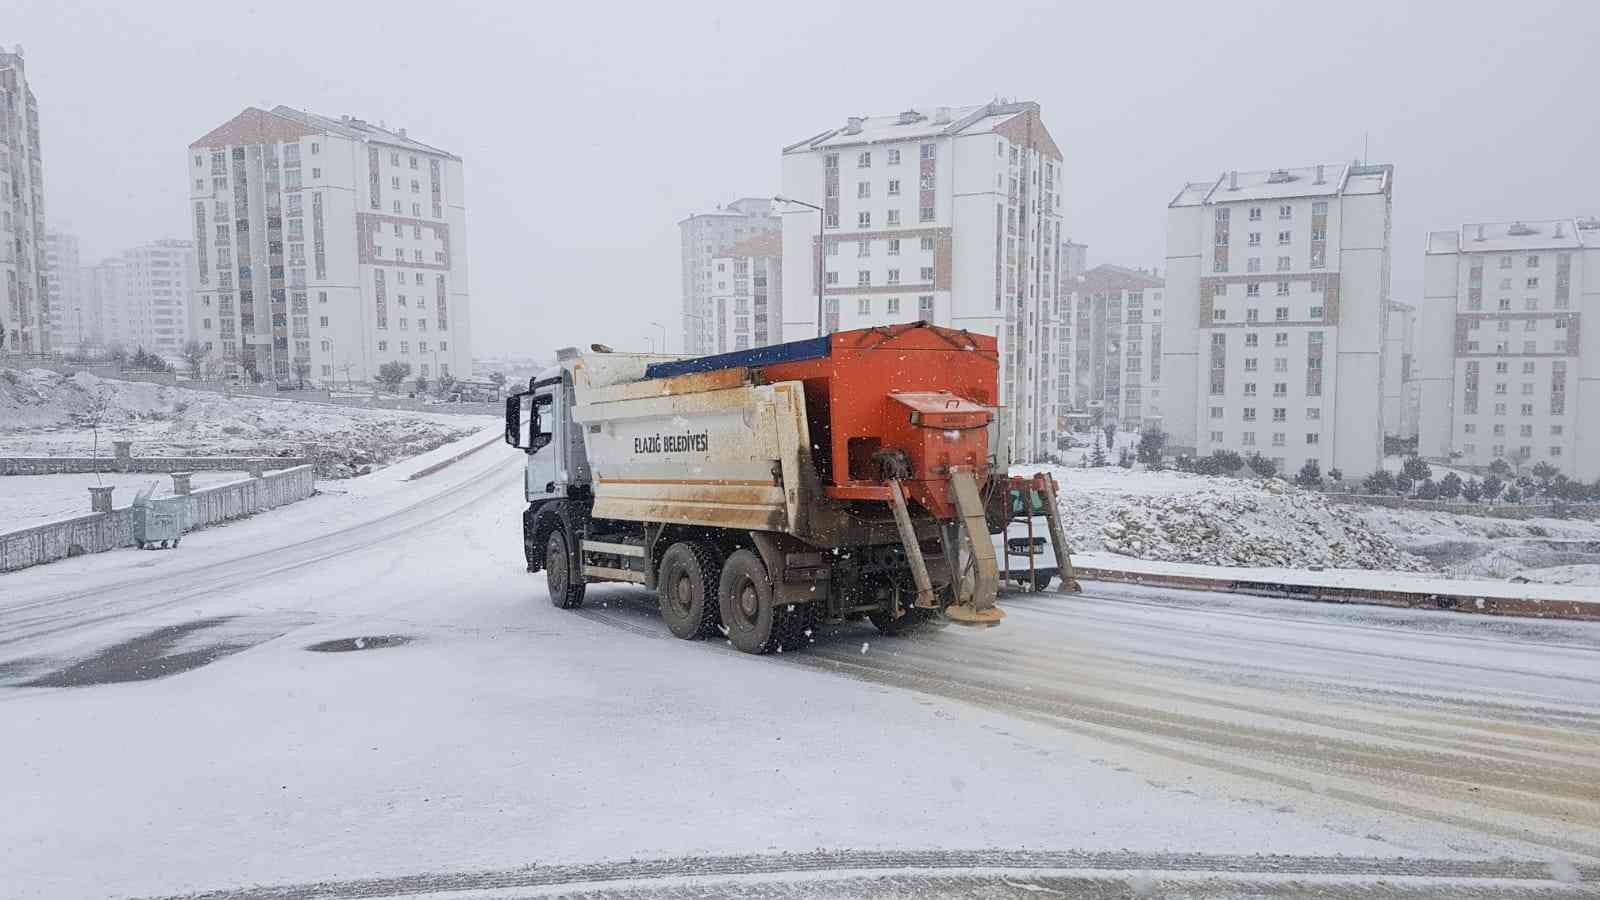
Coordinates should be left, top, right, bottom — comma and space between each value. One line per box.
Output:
545, 528, 585, 609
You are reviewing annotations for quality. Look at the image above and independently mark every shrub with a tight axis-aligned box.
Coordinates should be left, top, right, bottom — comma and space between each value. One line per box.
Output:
1481, 474, 1504, 501
1414, 478, 1439, 500
1488, 458, 1512, 476
1438, 471, 1463, 499
1401, 456, 1432, 482
1212, 449, 1245, 476
1363, 470, 1396, 494
1503, 485, 1523, 503
1462, 478, 1483, 502
1136, 429, 1167, 466
1327, 467, 1344, 484
1294, 459, 1323, 488
1247, 454, 1277, 477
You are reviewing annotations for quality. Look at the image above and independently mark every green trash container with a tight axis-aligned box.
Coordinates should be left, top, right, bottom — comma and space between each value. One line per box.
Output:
132, 495, 187, 550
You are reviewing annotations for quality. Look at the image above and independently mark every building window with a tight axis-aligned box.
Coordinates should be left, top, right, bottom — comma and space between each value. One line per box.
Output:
825, 241, 839, 257
378, 340, 387, 351
888, 179, 901, 196
1277, 256, 1291, 271
1244, 357, 1258, 371
1272, 432, 1286, 447
1243, 407, 1257, 421
1273, 407, 1287, 422
319, 316, 329, 327
858, 212, 871, 228
887, 210, 901, 225
920, 143, 935, 160
887, 239, 901, 256
857, 240, 871, 258
1244, 383, 1257, 396
824, 153, 838, 169
1527, 277, 1539, 288
887, 268, 900, 285
1213, 309, 1227, 322
1247, 258, 1261, 273
1246, 282, 1261, 297
887, 149, 901, 165
919, 206, 935, 222
920, 236, 935, 251
1275, 306, 1289, 322
1210, 431, 1225, 443
887, 297, 900, 314
1210, 406, 1224, 419
857, 151, 872, 168
857, 270, 871, 287
1275, 332, 1289, 347
825, 271, 839, 285
857, 298, 871, 315
1248, 232, 1261, 246
1278, 231, 1291, 244
919, 295, 934, 317
857, 181, 871, 199
1527, 254, 1540, 268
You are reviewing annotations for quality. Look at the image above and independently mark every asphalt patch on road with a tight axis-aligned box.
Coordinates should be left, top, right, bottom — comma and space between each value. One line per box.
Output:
304, 635, 412, 652
21, 617, 259, 687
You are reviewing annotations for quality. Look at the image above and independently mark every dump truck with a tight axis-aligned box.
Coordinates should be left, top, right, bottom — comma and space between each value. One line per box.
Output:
503, 322, 1075, 654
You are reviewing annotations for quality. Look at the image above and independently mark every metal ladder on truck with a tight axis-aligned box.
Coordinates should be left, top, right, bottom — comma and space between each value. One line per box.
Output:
1000, 473, 1081, 594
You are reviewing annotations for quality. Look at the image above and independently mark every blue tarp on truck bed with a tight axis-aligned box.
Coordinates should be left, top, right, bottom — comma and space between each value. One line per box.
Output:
643, 335, 832, 379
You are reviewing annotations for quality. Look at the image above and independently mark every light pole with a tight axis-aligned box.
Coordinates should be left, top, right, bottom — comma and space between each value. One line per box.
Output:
649, 320, 667, 354
774, 195, 826, 337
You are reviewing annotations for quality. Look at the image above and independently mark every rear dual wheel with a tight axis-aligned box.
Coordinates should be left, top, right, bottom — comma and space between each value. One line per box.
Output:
719, 549, 814, 654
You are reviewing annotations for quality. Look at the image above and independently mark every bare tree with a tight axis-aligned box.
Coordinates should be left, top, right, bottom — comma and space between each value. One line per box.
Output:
182, 340, 208, 379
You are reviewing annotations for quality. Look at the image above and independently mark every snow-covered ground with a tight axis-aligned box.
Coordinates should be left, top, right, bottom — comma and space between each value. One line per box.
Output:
0, 470, 248, 532
3, 434, 1597, 898
1020, 461, 1600, 587
0, 368, 494, 477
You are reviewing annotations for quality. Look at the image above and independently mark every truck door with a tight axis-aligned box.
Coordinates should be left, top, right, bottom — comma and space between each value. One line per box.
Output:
526, 385, 561, 500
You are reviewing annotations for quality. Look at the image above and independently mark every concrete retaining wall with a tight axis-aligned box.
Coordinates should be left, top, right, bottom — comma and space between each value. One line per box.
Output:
0, 465, 317, 573
0, 456, 308, 476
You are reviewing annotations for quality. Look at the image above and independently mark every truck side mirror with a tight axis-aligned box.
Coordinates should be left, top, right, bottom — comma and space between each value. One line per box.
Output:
505, 394, 536, 448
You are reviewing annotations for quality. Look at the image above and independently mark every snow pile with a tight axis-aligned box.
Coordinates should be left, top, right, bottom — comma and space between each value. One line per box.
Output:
1356, 506, 1600, 582
0, 368, 491, 478
1038, 466, 1430, 572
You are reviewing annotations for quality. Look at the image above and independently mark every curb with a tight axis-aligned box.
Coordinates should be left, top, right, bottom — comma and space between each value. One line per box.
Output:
404, 432, 503, 481
1074, 565, 1600, 622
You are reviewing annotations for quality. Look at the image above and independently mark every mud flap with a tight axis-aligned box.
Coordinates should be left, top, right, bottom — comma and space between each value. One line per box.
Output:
1036, 475, 1082, 593
945, 470, 1003, 626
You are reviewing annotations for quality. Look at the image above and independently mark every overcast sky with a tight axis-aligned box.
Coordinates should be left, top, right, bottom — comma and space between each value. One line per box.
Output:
12, 0, 1598, 359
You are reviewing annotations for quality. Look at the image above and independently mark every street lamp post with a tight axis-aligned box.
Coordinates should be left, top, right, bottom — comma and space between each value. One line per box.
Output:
649, 320, 667, 354
774, 195, 826, 337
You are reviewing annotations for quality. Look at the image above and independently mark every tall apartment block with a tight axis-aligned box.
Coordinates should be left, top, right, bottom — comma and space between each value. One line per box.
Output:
1165, 163, 1394, 476
679, 199, 779, 355
108, 239, 195, 357
1, 45, 47, 353
708, 231, 782, 352
780, 101, 1066, 462
44, 228, 85, 350
1382, 299, 1419, 441
1419, 218, 1599, 479
187, 106, 469, 384
1058, 264, 1165, 432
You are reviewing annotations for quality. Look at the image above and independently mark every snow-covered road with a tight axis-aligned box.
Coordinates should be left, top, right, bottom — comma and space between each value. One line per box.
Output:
2, 436, 1597, 898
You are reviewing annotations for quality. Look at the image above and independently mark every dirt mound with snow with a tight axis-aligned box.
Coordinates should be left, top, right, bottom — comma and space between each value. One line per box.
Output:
1051, 469, 1430, 572
0, 368, 489, 478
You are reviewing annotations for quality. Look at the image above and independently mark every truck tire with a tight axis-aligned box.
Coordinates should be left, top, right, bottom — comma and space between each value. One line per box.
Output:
719, 549, 806, 654
657, 542, 722, 640
545, 528, 585, 609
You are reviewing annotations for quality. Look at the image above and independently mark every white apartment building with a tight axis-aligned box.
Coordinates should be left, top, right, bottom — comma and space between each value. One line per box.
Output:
1165, 163, 1394, 477
1, 45, 48, 354
680, 199, 779, 355
780, 101, 1066, 462
1059, 264, 1165, 433
96, 239, 196, 358
187, 106, 470, 385
708, 231, 782, 352
45, 228, 86, 350
1382, 299, 1419, 440
1419, 217, 1600, 479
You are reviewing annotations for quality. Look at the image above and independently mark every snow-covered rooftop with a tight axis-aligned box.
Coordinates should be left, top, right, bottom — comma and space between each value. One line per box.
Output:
784, 101, 1042, 153
271, 106, 459, 160
1170, 163, 1392, 207
1428, 219, 1592, 254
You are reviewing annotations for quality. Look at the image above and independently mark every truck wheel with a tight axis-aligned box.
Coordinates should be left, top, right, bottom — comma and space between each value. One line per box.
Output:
545, 529, 585, 609
1032, 570, 1057, 591
719, 549, 786, 654
657, 542, 723, 640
